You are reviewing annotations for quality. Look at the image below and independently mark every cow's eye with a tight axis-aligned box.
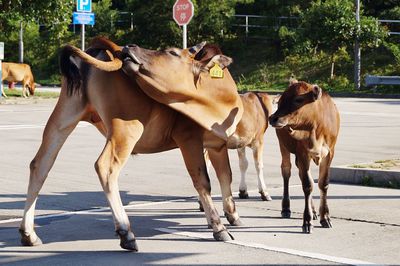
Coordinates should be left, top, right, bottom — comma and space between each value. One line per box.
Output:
169, 50, 179, 57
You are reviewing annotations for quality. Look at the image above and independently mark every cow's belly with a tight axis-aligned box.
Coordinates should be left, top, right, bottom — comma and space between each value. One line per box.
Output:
7, 70, 25, 82
132, 106, 179, 154
225, 133, 252, 149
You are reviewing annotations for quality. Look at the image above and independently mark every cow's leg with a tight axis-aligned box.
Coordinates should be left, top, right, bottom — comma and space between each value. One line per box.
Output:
279, 141, 292, 218
296, 154, 314, 233
1, 80, 7, 98
22, 83, 28, 98
252, 143, 272, 201
318, 151, 334, 228
197, 149, 212, 212
20, 93, 87, 246
208, 146, 242, 226
237, 147, 249, 199
174, 129, 233, 241
94, 120, 143, 251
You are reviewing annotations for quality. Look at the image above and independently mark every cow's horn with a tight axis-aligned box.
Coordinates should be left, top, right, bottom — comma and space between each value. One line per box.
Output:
188, 41, 207, 55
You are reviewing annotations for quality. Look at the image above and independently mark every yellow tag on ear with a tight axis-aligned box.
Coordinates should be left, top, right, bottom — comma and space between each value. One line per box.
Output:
210, 63, 224, 78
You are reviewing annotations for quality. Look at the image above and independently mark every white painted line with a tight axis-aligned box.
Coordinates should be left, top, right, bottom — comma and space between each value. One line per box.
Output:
341, 111, 400, 118
0, 197, 191, 225
0, 122, 90, 131
155, 228, 380, 266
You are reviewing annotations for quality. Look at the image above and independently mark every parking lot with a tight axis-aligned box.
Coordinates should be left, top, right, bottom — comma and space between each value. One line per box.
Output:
0, 97, 399, 265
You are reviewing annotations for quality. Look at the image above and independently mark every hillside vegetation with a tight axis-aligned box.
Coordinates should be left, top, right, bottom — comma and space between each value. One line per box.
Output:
1, 0, 399, 93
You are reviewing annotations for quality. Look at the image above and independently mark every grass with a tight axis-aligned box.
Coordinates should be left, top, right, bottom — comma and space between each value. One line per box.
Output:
223, 38, 400, 94
350, 159, 400, 170
361, 175, 400, 189
1, 88, 59, 99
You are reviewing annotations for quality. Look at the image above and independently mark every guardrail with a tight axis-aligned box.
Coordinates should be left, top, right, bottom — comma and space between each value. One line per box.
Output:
365, 75, 400, 87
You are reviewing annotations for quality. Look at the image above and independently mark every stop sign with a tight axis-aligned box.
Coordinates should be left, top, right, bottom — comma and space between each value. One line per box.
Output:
173, 0, 194, 26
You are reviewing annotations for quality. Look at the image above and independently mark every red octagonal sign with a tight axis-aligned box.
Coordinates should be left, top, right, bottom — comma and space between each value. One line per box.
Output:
173, 0, 194, 26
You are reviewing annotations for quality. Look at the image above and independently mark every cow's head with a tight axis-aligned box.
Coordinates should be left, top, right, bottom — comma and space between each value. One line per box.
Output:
120, 43, 233, 92
28, 81, 35, 95
269, 81, 322, 130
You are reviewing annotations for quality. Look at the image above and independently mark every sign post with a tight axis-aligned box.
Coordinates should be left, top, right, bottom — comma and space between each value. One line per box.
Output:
0, 42, 3, 98
75, 0, 94, 51
173, 0, 194, 49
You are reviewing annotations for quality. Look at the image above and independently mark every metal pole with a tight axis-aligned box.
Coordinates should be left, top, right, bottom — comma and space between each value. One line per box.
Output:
81, 24, 85, 51
19, 21, 24, 63
183, 24, 187, 49
0, 60, 2, 98
354, 0, 361, 90
130, 12, 134, 31
245, 15, 249, 38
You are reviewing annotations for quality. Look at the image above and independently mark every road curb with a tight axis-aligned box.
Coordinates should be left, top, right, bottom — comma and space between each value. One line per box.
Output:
330, 166, 400, 186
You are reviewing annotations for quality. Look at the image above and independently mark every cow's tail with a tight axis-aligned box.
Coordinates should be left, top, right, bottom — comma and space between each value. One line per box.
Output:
59, 41, 123, 96
59, 45, 83, 96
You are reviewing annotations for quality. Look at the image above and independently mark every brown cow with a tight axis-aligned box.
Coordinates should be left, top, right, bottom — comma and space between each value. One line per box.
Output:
204, 92, 274, 202
269, 80, 340, 233
19, 37, 243, 251
1, 62, 35, 98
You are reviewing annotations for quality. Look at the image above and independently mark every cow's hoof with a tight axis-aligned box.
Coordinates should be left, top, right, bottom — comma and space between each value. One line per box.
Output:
224, 212, 243, 226
281, 210, 291, 219
198, 200, 204, 212
260, 192, 272, 201
213, 230, 234, 241
238, 190, 249, 199
320, 218, 332, 228
116, 229, 138, 252
302, 223, 313, 234
313, 212, 318, 220
19, 230, 42, 246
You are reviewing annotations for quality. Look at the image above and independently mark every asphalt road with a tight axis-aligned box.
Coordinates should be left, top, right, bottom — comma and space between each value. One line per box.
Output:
0, 97, 399, 265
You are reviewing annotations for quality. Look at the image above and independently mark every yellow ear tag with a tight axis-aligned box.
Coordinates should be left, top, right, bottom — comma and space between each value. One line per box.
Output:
210, 63, 224, 78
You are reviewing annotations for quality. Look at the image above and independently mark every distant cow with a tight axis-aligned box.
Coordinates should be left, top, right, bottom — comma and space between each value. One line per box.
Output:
1, 62, 35, 98
269, 80, 340, 233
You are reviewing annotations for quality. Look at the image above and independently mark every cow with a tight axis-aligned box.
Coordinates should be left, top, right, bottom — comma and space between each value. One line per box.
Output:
1, 62, 35, 98
19, 37, 244, 251
203, 91, 274, 203
269, 80, 340, 233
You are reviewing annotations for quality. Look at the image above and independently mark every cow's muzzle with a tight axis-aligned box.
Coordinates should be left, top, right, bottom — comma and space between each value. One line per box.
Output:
121, 45, 142, 74
269, 114, 287, 128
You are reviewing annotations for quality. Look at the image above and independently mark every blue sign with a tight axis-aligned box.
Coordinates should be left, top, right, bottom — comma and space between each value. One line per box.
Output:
76, 0, 92, 13
73, 12, 95, 25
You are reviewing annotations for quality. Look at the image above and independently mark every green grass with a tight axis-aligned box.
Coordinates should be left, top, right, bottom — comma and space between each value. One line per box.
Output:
2, 88, 59, 98
361, 175, 400, 189
223, 39, 400, 94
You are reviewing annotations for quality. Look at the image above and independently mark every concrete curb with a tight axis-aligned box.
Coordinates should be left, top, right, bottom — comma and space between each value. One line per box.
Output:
330, 166, 400, 186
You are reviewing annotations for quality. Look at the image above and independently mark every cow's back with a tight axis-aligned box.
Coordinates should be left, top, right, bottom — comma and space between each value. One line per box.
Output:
1, 62, 32, 82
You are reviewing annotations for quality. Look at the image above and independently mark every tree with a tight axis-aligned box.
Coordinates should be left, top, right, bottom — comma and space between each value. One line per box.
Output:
300, 0, 387, 78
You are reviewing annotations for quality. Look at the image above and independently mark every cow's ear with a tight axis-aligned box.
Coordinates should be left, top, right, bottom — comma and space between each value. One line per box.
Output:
312, 85, 322, 101
289, 77, 298, 85
204, 55, 233, 70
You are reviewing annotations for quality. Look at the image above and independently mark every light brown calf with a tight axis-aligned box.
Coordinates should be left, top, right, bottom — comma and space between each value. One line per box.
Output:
19, 37, 243, 251
269, 80, 340, 233
1, 62, 35, 97
201, 92, 273, 213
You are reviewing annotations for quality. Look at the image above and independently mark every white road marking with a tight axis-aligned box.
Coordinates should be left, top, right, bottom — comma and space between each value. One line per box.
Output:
341, 111, 400, 118
156, 228, 380, 266
0, 122, 90, 131
0, 197, 190, 224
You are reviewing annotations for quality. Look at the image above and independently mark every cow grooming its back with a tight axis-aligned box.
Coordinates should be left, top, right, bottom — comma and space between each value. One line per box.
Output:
269, 80, 340, 233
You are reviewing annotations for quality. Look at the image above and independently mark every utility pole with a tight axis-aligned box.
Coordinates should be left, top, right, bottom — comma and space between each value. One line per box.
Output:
354, 0, 361, 90
19, 21, 24, 63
